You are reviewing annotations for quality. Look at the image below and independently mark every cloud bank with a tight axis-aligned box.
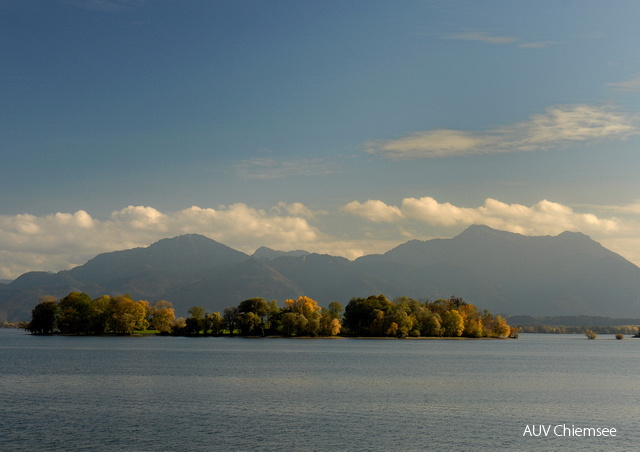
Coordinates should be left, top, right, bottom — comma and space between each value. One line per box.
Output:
0, 198, 633, 280
342, 197, 621, 236
0, 204, 323, 279
365, 104, 638, 159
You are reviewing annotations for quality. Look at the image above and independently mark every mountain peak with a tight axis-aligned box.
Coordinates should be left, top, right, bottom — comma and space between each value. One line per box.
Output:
149, 233, 219, 249
252, 246, 310, 260
65, 234, 249, 285
454, 224, 520, 240
555, 230, 594, 242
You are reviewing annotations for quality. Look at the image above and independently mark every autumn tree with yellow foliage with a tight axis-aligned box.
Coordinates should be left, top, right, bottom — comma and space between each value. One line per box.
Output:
27, 291, 508, 339
343, 295, 511, 338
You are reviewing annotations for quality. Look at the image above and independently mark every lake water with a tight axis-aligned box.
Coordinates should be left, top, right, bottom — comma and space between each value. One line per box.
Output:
1, 329, 638, 451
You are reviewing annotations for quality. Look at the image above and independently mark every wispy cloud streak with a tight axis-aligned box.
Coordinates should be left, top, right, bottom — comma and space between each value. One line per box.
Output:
445, 31, 517, 44
609, 74, 640, 93
365, 104, 638, 159
444, 31, 556, 48
235, 158, 339, 180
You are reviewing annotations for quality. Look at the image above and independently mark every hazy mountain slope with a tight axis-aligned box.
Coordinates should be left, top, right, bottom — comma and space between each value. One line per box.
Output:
353, 259, 509, 312
1, 234, 250, 320
0, 271, 84, 322
3, 226, 640, 321
64, 234, 248, 284
358, 225, 640, 316
267, 253, 392, 303
162, 258, 305, 314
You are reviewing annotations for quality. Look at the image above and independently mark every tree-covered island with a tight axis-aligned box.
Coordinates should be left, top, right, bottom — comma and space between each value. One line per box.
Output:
25, 292, 513, 339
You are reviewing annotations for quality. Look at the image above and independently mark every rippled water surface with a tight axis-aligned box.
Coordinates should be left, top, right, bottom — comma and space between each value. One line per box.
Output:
1, 329, 638, 451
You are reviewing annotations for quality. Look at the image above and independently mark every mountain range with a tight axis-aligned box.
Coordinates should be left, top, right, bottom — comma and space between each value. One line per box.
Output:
2, 224, 640, 322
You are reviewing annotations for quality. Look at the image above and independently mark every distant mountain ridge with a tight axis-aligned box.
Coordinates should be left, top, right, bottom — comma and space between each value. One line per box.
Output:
252, 246, 310, 260
65, 234, 249, 284
2, 226, 640, 321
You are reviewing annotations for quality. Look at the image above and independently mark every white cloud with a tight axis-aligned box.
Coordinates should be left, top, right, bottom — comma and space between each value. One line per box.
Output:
0, 198, 636, 280
0, 204, 324, 279
271, 202, 323, 219
110, 206, 167, 230
365, 104, 639, 159
609, 74, 640, 93
341, 200, 404, 223
172, 204, 319, 248
0, 203, 405, 280
343, 197, 621, 236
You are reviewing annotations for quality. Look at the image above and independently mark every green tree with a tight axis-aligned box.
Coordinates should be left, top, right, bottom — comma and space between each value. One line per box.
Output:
58, 292, 92, 334
238, 298, 270, 335
208, 312, 224, 336
283, 296, 322, 336
185, 306, 207, 335
223, 306, 240, 336
281, 312, 307, 336
343, 295, 394, 336
449, 295, 467, 309
265, 300, 282, 334
420, 311, 443, 337
89, 295, 115, 334
28, 296, 59, 334
171, 317, 187, 335
388, 305, 415, 337
428, 299, 450, 315
368, 309, 386, 336
238, 312, 262, 336
200, 314, 213, 336
185, 317, 200, 335
188, 306, 205, 320
319, 310, 342, 336
326, 301, 343, 319
238, 297, 269, 318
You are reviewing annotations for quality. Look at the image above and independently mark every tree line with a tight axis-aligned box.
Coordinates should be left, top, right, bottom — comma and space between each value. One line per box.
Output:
25, 292, 514, 338
26, 292, 174, 335
343, 295, 512, 338
516, 324, 639, 335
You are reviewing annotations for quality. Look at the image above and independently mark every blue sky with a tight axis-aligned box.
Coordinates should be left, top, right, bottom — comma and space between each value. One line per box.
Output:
2, 0, 640, 279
